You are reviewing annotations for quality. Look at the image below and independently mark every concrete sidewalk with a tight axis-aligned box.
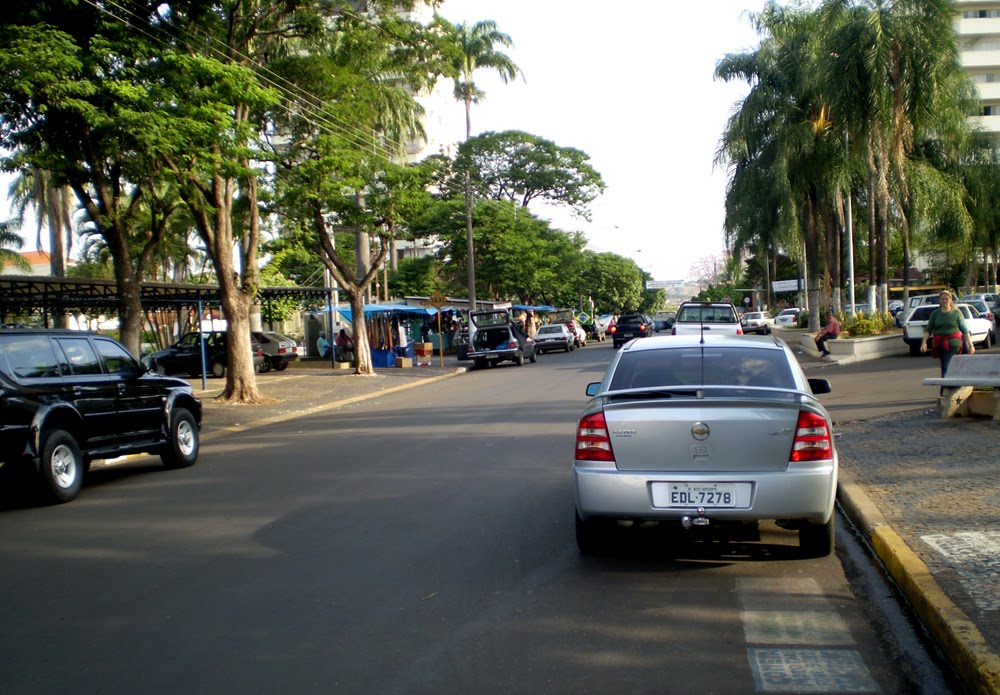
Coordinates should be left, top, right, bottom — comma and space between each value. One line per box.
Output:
194, 358, 999, 695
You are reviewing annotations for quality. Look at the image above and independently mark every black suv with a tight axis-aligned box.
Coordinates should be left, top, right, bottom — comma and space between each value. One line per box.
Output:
0, 329, 202, 503
611, 313, 654, 348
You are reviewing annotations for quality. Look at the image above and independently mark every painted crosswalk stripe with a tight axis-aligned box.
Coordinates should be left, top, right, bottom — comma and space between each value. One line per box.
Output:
748, 648, 880, 693
743, 610, 853, 645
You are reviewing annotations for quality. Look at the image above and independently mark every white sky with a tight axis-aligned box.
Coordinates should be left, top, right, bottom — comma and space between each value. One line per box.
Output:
438, 0, 764, 282
3, 1, 765, 284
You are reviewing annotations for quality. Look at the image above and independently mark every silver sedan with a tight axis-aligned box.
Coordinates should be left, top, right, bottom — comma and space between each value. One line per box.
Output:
573, 334, 837, 557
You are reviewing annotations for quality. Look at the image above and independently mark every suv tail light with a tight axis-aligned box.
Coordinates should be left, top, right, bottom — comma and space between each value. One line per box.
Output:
576, 412, 615, 462
609, 325, 617, 334
507, 341, 518, 349
789, 410, 832, 462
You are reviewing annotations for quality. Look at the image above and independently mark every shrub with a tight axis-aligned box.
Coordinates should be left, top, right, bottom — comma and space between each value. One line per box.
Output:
839, 311, 894, 336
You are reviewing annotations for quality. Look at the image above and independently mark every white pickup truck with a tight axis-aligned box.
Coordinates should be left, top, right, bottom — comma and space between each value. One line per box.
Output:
671, 302, 745, 336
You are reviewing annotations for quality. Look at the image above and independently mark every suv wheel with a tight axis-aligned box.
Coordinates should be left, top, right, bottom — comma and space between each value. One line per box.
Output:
39, 430, 84, 503
160, 407, 199, 469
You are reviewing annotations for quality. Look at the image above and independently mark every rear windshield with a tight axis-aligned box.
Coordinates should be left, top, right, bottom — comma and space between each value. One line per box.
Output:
677, 305, 737, 323
537, 326, 563, 335
609, 346, 796, 391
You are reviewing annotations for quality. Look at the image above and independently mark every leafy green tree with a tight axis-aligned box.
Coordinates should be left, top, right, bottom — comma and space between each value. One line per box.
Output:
453, 130, 605, 219
388, 256, 442, 298
579, 252, 645, 314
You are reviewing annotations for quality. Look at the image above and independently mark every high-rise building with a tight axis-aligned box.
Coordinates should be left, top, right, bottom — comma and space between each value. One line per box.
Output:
955, 1, 1000, 135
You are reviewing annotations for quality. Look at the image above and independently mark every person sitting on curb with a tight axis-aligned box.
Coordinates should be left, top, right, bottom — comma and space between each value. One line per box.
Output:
316, 332, 331, 359
335, 329, 354, 363
815, 310, 841, 358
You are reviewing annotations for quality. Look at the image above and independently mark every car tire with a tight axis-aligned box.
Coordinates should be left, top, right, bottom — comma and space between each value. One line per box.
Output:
39, 430, 84, 504
909, 343, 921, 357
275, 361, 289, 371
575, 513, 613, 556
473, 359, 486, 370
210, 361, 226, 378
529, 351, 536, 364
259, 358, 271, 373
160, 407, 199, 469
799, 518, 835, 558
980, 332, 991, 350
516, 350, 525, 366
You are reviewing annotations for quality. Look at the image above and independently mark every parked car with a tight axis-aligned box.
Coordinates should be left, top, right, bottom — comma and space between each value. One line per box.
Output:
533, 324, 575, 353
964, 299, 996, 327
610, 313, 654, 348
902, 304, 992, 355
774, 308, 802, 327
961, 293, 999, 312
468, 310, 536, 368
546, 309, 587, 348
0, 328, 201, 503
742, 311, 775, 335
671, 302, 744, 336
145, 331, 265, 378
652, 310, 676, 333
573, 334, 837, 557
251, 330, 299, 372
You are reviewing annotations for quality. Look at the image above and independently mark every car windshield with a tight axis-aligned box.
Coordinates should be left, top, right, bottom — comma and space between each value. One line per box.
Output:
677, 305, 737, 323
608, 346, 796, 391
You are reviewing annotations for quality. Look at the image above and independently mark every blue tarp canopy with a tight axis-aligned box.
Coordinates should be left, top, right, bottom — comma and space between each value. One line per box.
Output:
334, 302, 437, 323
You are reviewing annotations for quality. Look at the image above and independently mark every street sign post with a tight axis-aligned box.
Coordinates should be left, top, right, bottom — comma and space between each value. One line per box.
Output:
428, 291, 447, 367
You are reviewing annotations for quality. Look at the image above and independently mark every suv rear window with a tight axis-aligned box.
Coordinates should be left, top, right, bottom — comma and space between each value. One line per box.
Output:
676, 305, 738, 324
609, 346, 795, 391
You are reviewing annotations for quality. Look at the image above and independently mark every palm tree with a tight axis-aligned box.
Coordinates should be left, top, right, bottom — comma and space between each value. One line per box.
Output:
7, 167, 74, 276
0, 221, 30, 273
441, 18, 520, 311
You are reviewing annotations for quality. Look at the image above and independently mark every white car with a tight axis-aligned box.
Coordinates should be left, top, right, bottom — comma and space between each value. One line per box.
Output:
901, 303, 992, 355
961, 293, 999, 312
742, 311, 775, 335
774, 308, 802, 327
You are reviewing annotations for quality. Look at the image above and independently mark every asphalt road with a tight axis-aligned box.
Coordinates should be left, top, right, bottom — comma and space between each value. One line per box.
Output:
0, 341, 959, 694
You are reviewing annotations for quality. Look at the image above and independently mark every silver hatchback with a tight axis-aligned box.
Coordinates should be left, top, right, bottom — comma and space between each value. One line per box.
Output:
573, 334, 837, 557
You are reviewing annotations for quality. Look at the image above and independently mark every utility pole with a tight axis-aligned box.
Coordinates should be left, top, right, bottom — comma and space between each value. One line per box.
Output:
465, 170, 476, 314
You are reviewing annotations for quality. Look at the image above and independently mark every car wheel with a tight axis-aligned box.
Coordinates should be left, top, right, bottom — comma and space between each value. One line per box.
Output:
529, 350, 536, 364
275, 361, 289, 371
799, 518, 835, 558
259, 358, 271, 374
575, 513, 613, 556
909, 343, 921, 357
210, 361, 226, 378
39, 430, 84, 504
473, 359, 485, 370
160, 407, 199, 469
516, 350, 525, 366
980, 332, 991, 349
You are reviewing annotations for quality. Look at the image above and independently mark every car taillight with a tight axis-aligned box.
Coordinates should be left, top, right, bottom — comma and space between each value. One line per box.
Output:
609, 325, 617, 333
639, 323, 647, 331
789, 410, 832, 462
737, 324, 743, 335
507, 341, 517, 349
576, 412, 615, 462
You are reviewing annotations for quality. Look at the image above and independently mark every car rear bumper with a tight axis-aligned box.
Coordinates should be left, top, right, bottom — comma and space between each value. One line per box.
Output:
573, 461, 837, 523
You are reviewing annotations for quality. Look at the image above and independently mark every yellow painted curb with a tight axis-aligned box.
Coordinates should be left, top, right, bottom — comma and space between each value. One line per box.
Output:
840, 471, 1000, 695
200, 368, 465, 443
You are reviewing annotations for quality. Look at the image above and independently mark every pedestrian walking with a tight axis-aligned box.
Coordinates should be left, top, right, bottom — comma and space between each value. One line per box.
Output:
921, 290, 975, 377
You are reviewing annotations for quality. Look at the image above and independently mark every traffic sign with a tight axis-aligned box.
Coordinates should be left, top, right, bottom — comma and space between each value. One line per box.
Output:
428, 291, 447, 309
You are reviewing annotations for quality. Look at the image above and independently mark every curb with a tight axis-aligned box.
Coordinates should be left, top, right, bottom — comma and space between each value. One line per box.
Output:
199, 367, 467, 443
838, 470, 1000, 695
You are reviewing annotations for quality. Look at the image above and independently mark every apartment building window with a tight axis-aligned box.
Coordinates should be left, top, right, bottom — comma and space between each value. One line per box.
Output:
983, 105, 1000, 116
961, 38, 1000, 51
972, 73, 1000, 83
964, 9, 1000, 18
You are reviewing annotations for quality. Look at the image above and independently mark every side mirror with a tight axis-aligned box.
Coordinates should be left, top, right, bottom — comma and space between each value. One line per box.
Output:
808, 378, 832, 395
586, 382, 601, 397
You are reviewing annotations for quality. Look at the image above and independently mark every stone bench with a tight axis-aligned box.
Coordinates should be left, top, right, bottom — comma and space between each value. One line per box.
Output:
923, 354, 1000, 420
